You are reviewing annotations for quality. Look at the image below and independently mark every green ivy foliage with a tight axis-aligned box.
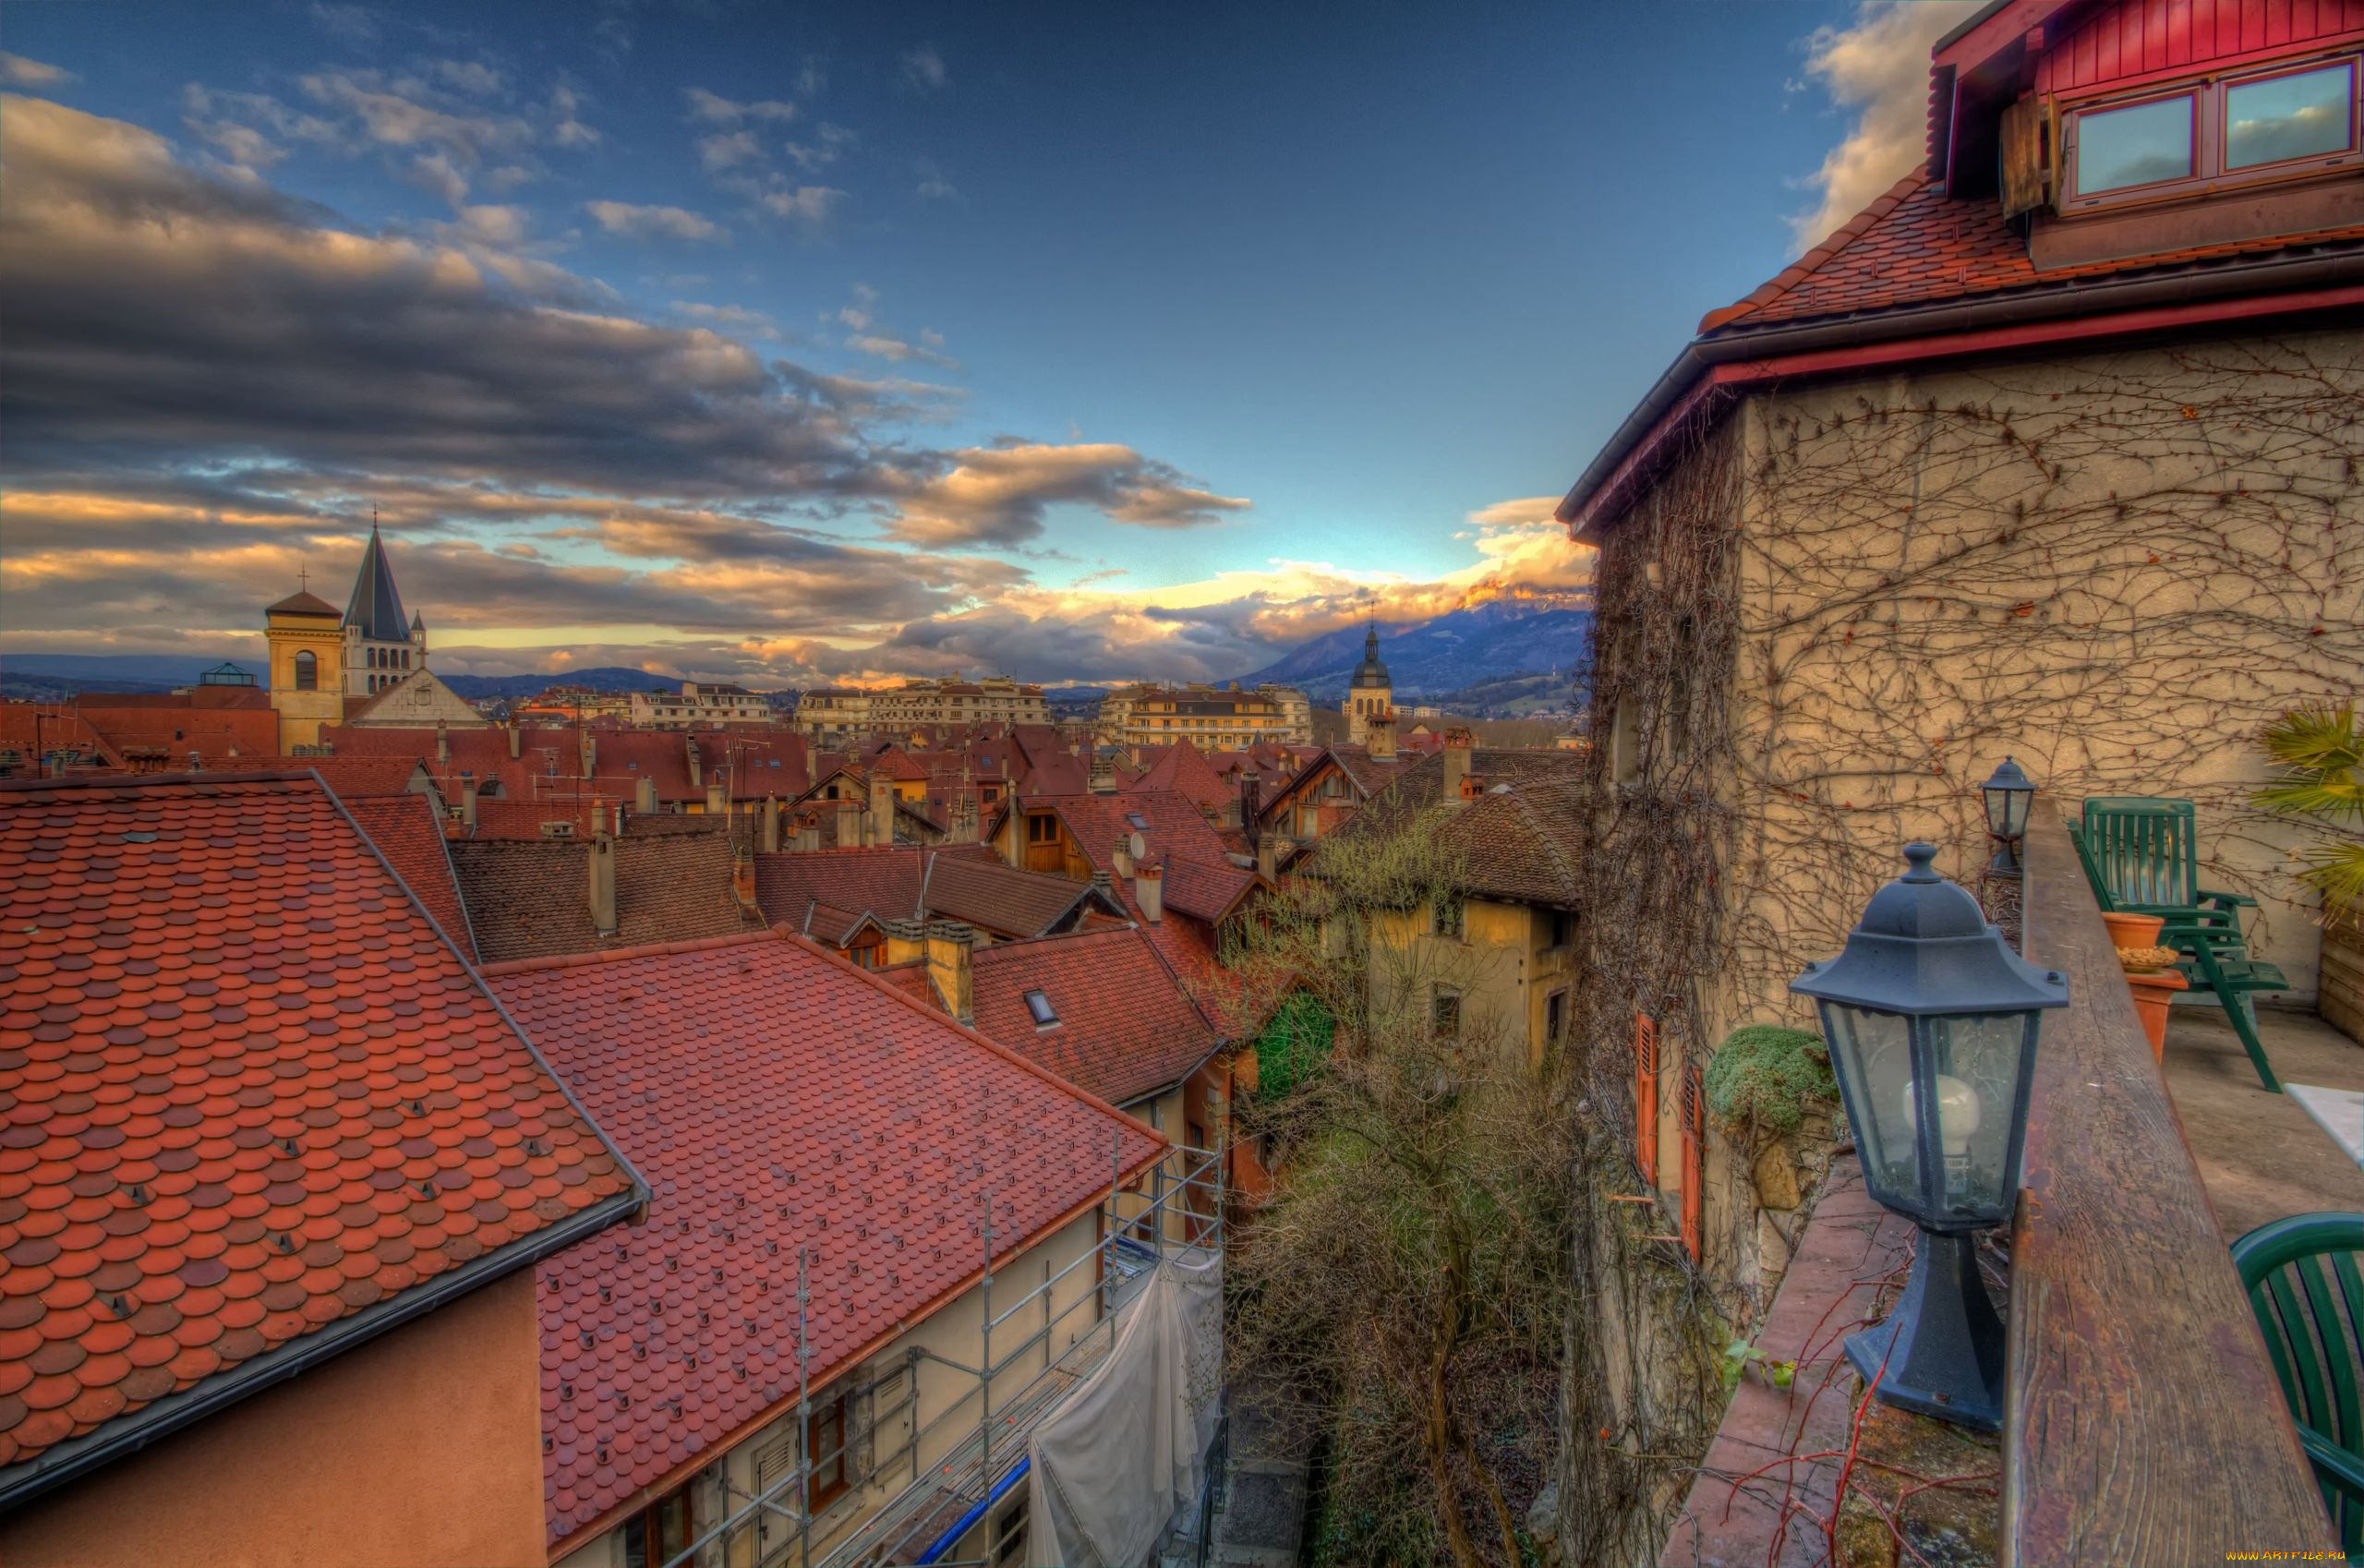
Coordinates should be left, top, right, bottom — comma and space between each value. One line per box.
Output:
1702, 1025, 1834, 1137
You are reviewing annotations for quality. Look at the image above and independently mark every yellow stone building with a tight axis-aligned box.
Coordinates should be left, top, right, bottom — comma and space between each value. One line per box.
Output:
264, 525, 434, 752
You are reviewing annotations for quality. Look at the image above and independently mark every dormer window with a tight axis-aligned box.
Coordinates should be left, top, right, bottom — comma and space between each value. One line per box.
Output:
2063, 55, 2360, 211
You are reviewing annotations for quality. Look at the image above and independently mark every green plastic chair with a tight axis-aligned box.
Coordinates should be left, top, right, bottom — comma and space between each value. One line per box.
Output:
2233, 1213, 2364, 1558
2071, 797, 2290, 1092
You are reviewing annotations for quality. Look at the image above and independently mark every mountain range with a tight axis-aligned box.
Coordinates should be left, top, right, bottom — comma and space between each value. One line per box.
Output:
1233, 589, 1592, 704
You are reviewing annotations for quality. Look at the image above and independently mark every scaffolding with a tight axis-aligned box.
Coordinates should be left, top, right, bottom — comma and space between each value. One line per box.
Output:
659, 1135, 1228, 1568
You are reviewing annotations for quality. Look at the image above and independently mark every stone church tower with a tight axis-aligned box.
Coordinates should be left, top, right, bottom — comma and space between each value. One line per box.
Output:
1343, 621, 1393, 748
265, 523, 432, 752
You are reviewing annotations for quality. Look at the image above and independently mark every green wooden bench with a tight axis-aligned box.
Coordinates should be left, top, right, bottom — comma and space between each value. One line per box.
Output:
2233, 1212, 2364, 1558
2068, 796, 2290, 1092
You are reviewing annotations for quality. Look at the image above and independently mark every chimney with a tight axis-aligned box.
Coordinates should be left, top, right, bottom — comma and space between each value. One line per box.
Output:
508, 724, 521, 760
461, 774, 479, 831
1256, 832, 1280, 882
1369, 710, 1396, 761
760, 797, 780, 853
923, 920, 974, 1024
835, 798, 862, 849
686, 739, 703, 790
883, 916, 928, 966
798, 811, 821, 853
1240, 773, 1263, 847
634, 776, 657, 814
731, 848, 757, 913
579, 730, 597, 780
1112, 836, 1134, 880
436, 720, 450, 767
867, 772, 893, 847
1442, 728, 1474, 800
1088, 750, 1115, 793
587, 834, 618, 935
706, 779, 728, 815
953, 793, 978, 844
1134, 862, 1164, 924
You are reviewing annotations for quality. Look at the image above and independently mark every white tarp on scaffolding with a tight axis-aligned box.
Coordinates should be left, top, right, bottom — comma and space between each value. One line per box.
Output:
1024, 1248, 1224, 1567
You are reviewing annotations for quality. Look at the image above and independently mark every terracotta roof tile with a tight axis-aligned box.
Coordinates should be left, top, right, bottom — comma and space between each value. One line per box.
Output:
488, 933, 1162, 1550
0, 774, 633, 1492
966, 929, 1223, 1106
1703, 175, 2364, 335
342, 793, 476, 961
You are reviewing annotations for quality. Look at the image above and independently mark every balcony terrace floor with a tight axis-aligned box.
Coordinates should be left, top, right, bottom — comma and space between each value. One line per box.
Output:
2164, 1003, 2364, 1240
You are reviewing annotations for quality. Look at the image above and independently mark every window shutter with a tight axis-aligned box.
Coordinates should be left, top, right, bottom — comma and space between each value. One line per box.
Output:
1999, 94, 2050, 218
1633, 1012, 1658, 1185
753, 1428, 799, 1542
1678, 1065, 1704, 1262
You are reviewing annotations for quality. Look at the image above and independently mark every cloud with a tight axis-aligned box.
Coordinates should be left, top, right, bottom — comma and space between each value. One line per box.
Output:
585, 199, 730, 242
883, 443, 1249, 548
684, 87, 796, 124
696, 129, 762, 170
901, 46, 948, 92
180, 85, 343, 171
1788, 1, 1981, 251
914, 158, 956, 199
299, 70, 535, 167
785, 123, 856, 173
747, 180, 844, 223
308, 3, 378, 44
548, 81, 598, 149
429, 60, 504, 98
846, 332, 959, 370
670, 300, 780, 340
1, 53, 76, 88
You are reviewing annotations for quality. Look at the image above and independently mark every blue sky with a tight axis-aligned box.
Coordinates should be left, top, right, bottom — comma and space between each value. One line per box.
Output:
0, 0, 1969, 684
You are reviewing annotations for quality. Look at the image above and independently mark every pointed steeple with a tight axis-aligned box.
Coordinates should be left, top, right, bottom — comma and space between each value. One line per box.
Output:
344, 522, 410, 641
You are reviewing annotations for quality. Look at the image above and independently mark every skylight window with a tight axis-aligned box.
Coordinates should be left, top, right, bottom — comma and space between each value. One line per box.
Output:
1125, 812, 1150, 831
1023, 989, 1058, 1027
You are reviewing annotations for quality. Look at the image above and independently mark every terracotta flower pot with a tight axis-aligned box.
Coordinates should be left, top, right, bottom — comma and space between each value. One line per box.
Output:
2102, 911, 2165, 948
2125, 969, 2189, 1062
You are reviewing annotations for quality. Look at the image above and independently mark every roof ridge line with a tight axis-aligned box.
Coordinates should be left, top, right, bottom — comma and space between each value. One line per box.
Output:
775, 924, 1168, 1138
1698, 171, 1930, 334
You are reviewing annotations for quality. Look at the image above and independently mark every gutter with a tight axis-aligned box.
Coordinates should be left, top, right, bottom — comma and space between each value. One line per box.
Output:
1557, 245, 2364, 536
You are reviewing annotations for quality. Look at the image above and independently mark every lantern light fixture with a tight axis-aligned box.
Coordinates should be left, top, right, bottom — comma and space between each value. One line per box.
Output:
1979, 757, 2037, 877
1791, 842, 2068, 1429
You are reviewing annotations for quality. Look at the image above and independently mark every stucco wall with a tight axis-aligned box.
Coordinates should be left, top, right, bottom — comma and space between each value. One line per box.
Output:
2, 1268, 549, 1568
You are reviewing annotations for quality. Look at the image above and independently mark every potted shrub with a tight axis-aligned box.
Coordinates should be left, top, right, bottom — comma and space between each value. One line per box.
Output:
2253, 702, 2364, 1043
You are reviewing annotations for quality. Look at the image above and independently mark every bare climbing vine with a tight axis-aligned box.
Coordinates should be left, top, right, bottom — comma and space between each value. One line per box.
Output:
1560, 328, 2364, 1563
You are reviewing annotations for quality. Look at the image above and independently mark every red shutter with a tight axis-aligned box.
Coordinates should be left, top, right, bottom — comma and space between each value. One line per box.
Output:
1678, 1065, 1704, 1262
1633, 1012, 1658, 1185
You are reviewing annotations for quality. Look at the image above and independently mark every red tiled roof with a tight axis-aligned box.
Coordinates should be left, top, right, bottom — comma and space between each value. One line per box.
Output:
487, 932, 1163, 1550
1132, 744, 1231, 814
0, 774, 635, 1497
754, 846, 925, 927
343, 792, 477, 961
292, 756, 432, 799
967, 929, 1223, 1106
1701, 174, 2364, 335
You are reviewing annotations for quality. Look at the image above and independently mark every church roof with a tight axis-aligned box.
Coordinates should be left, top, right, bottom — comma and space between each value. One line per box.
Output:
344, 524, 410, 641
1348, 623, 1391, 689
266, 588, 340, 618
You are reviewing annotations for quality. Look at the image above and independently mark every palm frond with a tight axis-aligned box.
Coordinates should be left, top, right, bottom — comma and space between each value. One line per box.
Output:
2260, 702, 2363, 773
2255, 701, 2364, 826
2298, 843, 2364, 911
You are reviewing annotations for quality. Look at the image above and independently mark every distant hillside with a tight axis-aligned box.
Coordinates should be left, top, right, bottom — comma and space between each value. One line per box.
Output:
1418, 670, 1583, 719
1, 653, 258, 694
1236, 593, 1593, 702
434, 667, 688, 700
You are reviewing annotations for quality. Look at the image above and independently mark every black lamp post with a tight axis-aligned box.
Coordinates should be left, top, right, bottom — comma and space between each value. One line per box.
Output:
1979, 757, 2036, 877
1791, 843, 2068, 1429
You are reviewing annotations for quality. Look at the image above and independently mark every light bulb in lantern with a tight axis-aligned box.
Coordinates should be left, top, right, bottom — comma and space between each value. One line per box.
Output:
1902, 1072, 1982, 1161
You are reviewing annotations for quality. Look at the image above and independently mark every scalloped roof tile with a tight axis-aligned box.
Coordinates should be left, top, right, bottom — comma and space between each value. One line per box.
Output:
0, 773, 633, 1491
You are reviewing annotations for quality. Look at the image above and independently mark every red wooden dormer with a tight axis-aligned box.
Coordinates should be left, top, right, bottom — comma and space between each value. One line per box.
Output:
1932, 0, 2364, 266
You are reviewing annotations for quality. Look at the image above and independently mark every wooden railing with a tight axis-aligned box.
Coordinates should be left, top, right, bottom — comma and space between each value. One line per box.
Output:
2005, 810, 2328, 1564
